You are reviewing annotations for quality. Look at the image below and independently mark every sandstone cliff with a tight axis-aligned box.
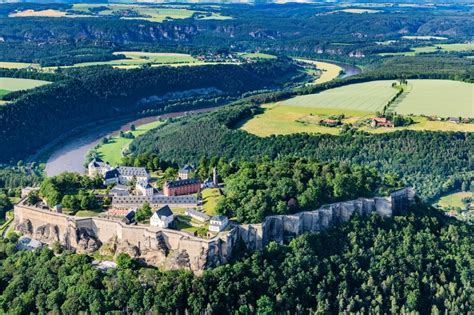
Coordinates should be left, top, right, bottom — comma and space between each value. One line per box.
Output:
14, 188, 414, 274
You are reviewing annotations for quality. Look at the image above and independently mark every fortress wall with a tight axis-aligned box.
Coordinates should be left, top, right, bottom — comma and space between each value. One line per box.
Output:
14, 205, 71, 243
14, 188, 414, 273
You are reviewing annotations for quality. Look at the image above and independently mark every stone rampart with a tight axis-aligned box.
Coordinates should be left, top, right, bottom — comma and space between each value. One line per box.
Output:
13, 188, 414, 274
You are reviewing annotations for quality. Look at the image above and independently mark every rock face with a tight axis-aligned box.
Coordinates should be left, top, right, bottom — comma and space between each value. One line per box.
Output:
14, 188, 414, 274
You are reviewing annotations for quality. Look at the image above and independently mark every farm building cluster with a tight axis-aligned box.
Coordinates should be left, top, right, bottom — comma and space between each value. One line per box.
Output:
87, 158, 229, 235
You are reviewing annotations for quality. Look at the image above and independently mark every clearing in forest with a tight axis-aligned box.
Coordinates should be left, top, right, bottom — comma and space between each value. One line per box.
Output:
379, 43, 474, 56
0, 62, 40, 69
9, 9, 67, 17
73, 52, 201, 68
0, 77, 49, 92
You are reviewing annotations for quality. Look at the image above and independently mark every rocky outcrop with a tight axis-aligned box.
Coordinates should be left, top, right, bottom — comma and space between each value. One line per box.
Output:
14, 188, 414, 274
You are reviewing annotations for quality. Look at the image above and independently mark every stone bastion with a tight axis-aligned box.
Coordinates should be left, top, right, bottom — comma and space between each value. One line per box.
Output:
13, 188, 414, 274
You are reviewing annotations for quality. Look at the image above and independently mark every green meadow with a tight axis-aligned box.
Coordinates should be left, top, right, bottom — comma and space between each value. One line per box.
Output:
281, 80, 398, 112
239, 52, 277, 60
0, 77, 50, 91
380, 43, 474, 56
240, 79, 474, 136
392, 80, 473, 117
71, 4, 230, 22
96, 120, 162, 166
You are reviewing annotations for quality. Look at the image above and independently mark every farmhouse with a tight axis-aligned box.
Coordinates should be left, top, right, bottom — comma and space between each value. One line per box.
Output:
371, 117, 394, 128
447, 117, 460, 124
320, 118, 340, 127
209, 215, 229, 233
150, 206, 174, 228
164, 178, 201, 196
184, 208, 210, 222
178, 165, 194, 180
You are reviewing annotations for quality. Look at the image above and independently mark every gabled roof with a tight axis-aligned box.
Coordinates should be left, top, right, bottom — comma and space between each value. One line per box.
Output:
210, 215, 228, 222
154, 205, 173, 217
179, 164, 194, 173
110, 184, 128, 191
165, 178, 200, 188
117, 166, 148, 177
104, 168, 120, 180
125, 209, 136, 221
89, 157, 106, 168
185, 208, 210, 221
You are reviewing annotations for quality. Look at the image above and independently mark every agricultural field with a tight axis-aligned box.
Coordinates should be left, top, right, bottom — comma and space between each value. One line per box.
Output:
73, 52, 200, 68
0, 77, 49, 91
379, 43, 474, 56
240, 79, 473, 136
0, 78, 50, 105
238, 52, 276, 60
9, 4, 231, 22
282, 80, 399, 112
296, 59, 343, 84
402, 36, 448, 40
95, 120, 162, 166
0, 62, 40, 69
392, 80, 473, 117
9, 9, 67, 17
338, 8, 381, 14
240, 104, 370, 136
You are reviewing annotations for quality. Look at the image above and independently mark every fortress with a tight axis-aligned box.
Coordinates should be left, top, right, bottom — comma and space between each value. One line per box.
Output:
13, 188, 414, 274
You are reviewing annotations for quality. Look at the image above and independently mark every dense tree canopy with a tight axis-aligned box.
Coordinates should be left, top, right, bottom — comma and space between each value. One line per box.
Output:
213, 158, 398, 223
0, 60, 303, 163
0, 206, 472, 313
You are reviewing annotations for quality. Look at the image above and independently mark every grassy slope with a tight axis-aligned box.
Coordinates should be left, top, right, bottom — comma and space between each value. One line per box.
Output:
0, 62, 40, 69
0, 77, 49, 91
434, 191, 473, 209
380, 43, 474, 56
96, 120, 162, 166
239, 53, 277, 60
282, 80, 399, 112
392, 80, 473, 117
240, 79, 474, 136
0, 89, 9, 97
201, 188, 222, 216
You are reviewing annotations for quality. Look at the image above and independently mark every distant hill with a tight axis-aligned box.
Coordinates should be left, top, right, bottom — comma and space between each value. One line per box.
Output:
1, 0, 473, 4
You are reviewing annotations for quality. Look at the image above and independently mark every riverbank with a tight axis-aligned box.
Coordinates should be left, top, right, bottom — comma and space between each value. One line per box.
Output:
44, 108, 216, 176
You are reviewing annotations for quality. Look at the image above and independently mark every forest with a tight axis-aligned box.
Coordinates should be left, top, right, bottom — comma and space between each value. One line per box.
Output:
131, 104, 473, 202
0, 60, 304, 163
0, 3, 473, 65
213, 158, 398, 223
0, 206, 472, 313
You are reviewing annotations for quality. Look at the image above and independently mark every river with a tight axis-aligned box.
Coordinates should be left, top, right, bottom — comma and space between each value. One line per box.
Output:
44, 109, 213, 176
44, 61, 361, 176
